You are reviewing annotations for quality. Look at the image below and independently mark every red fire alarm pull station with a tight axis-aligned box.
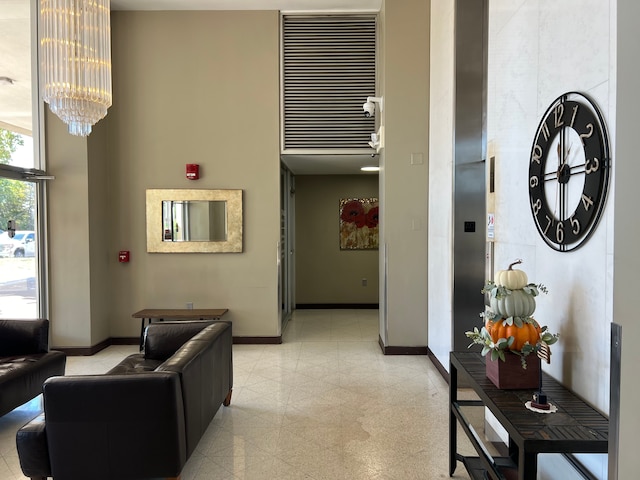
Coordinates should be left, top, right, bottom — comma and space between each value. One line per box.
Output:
118, 251, 130, 263
186, 163, 200, 180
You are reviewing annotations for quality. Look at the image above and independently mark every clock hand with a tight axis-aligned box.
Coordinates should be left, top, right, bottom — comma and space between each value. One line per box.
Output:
564, 145, 571, 165
556, 140, 571, 184
559, 177, 567, 221
554, 135, 572, 219
566, 162, 586, 175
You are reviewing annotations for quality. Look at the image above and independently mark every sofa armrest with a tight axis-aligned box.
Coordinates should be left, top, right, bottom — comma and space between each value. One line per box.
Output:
42, 373, 187, 479
0, 319, 49, 356
157, 322, 233, 456
16, 413, 51, 479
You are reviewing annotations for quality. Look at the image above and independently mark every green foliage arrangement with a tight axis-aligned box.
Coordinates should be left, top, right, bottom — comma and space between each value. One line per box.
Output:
0, 128, 34, 231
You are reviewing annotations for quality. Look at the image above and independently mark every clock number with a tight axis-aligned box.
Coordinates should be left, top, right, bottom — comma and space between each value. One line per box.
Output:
541, 122, 550, 142
585, 157, 599, 174
571, 216, 580, 235
554, 104, 565, 128
531, 144, 542, 164
543, 215, 553, 235
529, 176, 539, 188
581, 194, 594, 211
556, 221, 564, 244
570, 104, 579, 128
532, 198, 542, 216
580, 123, 594, 144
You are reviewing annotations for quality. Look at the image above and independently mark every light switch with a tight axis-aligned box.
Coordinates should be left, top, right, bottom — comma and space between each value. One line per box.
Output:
410, 152, 424, 165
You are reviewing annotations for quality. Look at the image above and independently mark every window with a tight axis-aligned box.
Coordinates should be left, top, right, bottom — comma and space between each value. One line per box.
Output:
0, 1, 47, 318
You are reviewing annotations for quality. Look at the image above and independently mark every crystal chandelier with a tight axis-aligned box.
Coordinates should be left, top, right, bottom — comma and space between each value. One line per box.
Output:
40, 0, 112, 137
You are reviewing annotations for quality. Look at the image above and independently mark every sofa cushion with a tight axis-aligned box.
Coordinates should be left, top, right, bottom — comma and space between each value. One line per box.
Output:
106, 354, 163, 375
0, 319, 49, 356
143, 321, 216, 361
0, 351, 66, 418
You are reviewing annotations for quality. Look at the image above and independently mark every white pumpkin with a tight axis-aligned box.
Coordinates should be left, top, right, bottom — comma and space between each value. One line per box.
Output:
495, 259, 528, 289
490, 289, 536, 318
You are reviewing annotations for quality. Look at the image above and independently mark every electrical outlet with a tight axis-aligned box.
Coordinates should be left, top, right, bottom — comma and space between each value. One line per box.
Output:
361, 278, 367, 287
186, 302, 193, 310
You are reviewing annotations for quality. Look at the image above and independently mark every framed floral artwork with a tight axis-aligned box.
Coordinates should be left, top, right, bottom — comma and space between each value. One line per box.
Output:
339, 198, 379, 250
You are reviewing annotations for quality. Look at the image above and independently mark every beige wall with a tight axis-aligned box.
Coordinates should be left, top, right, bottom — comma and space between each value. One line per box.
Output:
45, 6, 432, 347
295, 175, 379, 305
379, 0, 430, 347
87, 112, 112, 345
46, 107, 112, 347
615, 0, 639, 476
47, 10, 282, 345
106, 11, 281, 339
46, 111, 94, 347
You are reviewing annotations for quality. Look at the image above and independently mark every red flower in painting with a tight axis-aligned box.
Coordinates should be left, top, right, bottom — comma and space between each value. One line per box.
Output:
341, 200, 365, 227
365, 206, 379, 228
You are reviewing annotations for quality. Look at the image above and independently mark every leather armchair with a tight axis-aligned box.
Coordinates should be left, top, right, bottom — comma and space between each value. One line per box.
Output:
0, 319, 66, 418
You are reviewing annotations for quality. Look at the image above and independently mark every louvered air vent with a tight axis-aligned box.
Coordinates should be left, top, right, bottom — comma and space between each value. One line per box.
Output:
282, 14, 377, 152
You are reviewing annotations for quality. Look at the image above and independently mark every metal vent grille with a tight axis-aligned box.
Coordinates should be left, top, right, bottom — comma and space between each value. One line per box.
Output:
282, 14, 377, 152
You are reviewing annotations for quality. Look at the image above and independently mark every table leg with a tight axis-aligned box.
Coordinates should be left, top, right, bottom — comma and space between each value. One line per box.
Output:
509, 437, 518, 464
139, 318, 145, 351
518, 450, 537, 480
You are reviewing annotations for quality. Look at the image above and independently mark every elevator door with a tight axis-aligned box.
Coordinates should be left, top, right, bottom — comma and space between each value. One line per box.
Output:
452, 0, 488, 351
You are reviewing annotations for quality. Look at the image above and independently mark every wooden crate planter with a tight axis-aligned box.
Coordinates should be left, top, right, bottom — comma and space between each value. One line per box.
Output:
485, 352, 540, 389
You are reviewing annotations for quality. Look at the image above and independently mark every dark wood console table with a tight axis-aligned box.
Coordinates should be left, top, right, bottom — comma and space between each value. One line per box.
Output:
132, 308, 229, 350
449, 351, 608, 480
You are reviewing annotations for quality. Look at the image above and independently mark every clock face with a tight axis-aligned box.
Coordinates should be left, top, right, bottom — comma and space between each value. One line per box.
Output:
528, 92, 611, 252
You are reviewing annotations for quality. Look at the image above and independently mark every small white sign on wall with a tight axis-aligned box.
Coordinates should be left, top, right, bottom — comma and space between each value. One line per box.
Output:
487, 213, 495, 240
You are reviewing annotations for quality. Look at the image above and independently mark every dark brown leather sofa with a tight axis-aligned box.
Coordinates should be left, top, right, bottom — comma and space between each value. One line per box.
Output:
16, 321, 233, 480
0, 319, 66, 418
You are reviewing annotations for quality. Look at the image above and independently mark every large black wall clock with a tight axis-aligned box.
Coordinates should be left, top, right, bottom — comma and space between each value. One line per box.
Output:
528, 92, 611, 252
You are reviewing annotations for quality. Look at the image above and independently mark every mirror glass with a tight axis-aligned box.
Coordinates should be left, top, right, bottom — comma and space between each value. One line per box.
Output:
162, 200, 227, 242
146, 189, 243, 253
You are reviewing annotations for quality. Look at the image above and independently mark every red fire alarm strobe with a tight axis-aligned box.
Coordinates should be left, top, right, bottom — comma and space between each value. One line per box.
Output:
118, 251, 130, 263
186, 163, 200, 180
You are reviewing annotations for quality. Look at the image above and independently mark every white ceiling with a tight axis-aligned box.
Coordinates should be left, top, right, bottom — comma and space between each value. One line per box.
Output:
0, 1, 32, 135
111, 0, 381, 12
0, 0, 382, 174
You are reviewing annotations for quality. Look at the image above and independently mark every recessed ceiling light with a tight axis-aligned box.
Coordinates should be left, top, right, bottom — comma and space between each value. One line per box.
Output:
361, 166, 380, 172
0, 76, 15, 85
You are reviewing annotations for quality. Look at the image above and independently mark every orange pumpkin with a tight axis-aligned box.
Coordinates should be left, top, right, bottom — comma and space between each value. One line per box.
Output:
487, 318, 541, 352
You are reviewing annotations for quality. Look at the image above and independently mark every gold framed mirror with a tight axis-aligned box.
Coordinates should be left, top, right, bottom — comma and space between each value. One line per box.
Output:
146, 189, 243, 253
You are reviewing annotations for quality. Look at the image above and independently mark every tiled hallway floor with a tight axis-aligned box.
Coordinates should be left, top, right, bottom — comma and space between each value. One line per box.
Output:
0, 309, 472, 479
